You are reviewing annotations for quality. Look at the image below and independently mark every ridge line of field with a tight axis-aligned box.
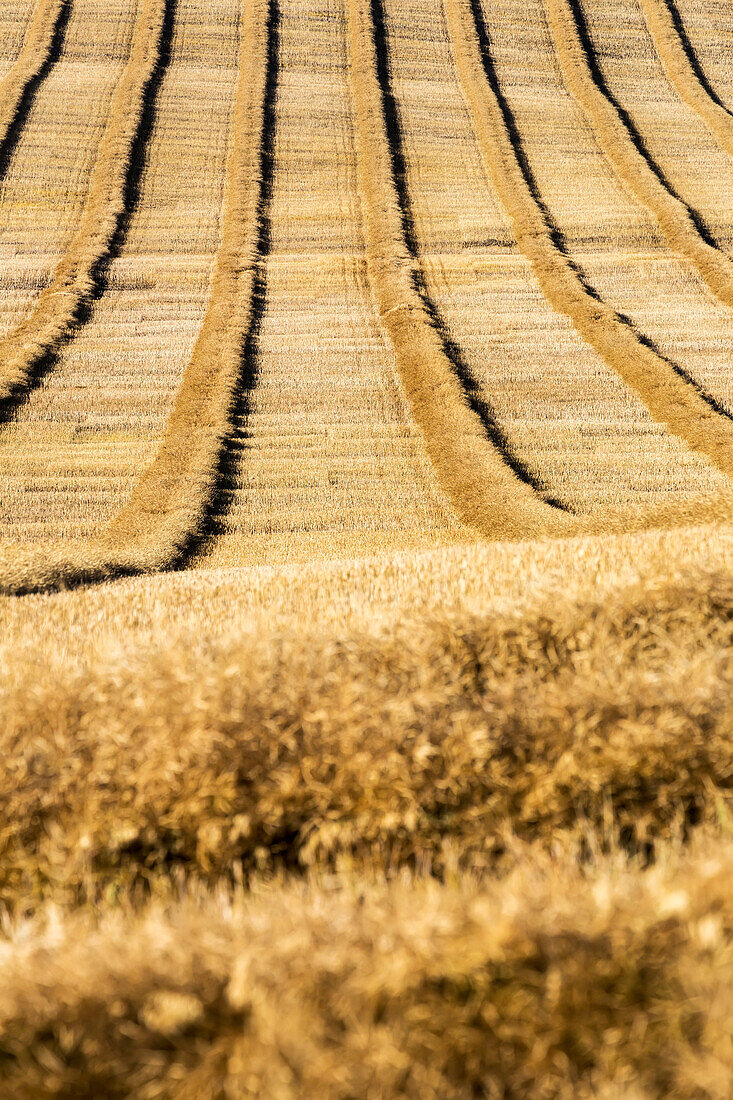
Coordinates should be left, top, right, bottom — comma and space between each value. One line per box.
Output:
0, 0, 169, 409
640, 0, 733, 158
443, 0, 733, 484
0, 0, 273, 595
347, 0, 574, 540
545, 0, 733, 311
0, 0, 69, 178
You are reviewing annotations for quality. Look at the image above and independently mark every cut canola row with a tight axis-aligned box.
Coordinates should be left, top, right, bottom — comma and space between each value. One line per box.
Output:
380, 0, 729, 516
0, 0, 270, 592
0, 0, 242, 544
0, 0, 66, 141
670, 0, 733, 109
639, 0, 733, 159
0, 0, 137, 341
456, 0, 733, 471
545, 0, 733, 312
1, 0, 733, 591
200, 0, 733, 559
571, 0, 733, 408
382, 0, 687, 514
581, 0, 733, 238
0, 0, 466, 593
0, 0, 168, 405
347, 0, 576, 539
196, 0, 467, 570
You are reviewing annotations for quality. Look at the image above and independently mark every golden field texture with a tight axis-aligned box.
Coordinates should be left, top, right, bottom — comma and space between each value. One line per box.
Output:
1, 0, 733, 1092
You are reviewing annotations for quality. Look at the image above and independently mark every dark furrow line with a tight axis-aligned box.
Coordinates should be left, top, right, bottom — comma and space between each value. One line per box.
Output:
640, 0, 733, 158
0, 0, 274, 594
446, 0, 733, 474
0, 0, 71, 183
80, 0, 179, 322
0, 0, 170, 415
182, 0, 279, 557
370, 0, 570, 509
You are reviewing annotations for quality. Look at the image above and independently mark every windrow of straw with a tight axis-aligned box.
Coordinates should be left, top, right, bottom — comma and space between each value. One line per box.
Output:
1, 569, 731, 909
443, 0, 733, 483
545, 0, 733, 311
1, 838, 732, 1098
346, 0, 573, 541
640, 0, 733, 159
0, 0, 272, 596
348, 0, 733, 545
0, 0, 167, 405
0, 0, 67, 160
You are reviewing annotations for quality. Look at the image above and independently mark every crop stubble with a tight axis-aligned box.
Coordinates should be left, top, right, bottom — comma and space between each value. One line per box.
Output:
196, 0, 467, 570
0, 0, 732, 586
380, 0, 728, 513
0, 1, 732, 1089
0, 0, 37, 70
0, 0, 241, 544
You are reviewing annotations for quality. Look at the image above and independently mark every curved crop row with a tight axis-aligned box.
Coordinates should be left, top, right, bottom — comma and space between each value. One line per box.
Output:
640, 0, 733, 158
0, 0, 168, 406
545, 0, 733, 311
0, 0, 273, 595
348, 0, 733, 544
0, 0, 67, 165
347, 0, 572, 540
443, 0, 733, 485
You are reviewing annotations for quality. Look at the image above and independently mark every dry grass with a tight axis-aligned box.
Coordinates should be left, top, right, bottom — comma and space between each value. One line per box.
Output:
0, 0, 168, 403
0, 834, 732, 1098
640, 0, 733, 156
1, 0, 733, 1092
1, 537, 733, 1092
0, 565, 731, 909
546, 0, 733, 310
0, 0, 66, 151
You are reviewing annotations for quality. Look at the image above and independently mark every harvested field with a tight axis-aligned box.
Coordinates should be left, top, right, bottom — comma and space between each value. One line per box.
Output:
0, 0, 732, 1093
